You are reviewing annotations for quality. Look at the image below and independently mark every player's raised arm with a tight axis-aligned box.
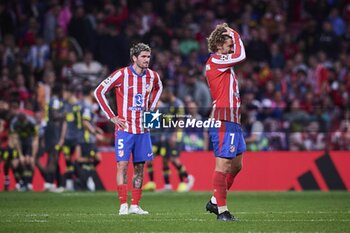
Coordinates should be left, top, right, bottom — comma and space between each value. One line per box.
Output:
94, 70, 122, 120
149, 72, 163, 111
209, 28, 246, 68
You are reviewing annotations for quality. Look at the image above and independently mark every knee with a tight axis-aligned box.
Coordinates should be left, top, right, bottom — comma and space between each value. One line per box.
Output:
216, 160, 232, 173
232, 162, 242, 174
117, 164, 127, 171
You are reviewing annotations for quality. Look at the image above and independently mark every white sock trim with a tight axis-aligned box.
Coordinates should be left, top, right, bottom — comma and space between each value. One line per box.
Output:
211, 196, 217, 204
218, 206, 228, 214
120, 203, 128, 208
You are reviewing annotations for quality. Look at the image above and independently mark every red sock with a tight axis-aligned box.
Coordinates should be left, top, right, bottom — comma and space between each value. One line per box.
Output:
226, 173, 235, 190
131, 188, 142, 205
213, 171, 227, 207
117, 184, 128, 205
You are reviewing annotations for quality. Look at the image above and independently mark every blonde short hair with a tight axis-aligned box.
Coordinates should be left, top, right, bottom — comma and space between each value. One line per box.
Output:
130, 43, 151, 63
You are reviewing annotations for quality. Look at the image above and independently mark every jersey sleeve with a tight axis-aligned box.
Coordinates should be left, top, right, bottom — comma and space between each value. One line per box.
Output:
94, 70, 122, 119
149, 72, 163, 111
210, 31, 246, 68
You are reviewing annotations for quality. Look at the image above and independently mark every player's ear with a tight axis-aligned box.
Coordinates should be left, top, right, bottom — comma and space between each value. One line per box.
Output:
132, 55, 137, 63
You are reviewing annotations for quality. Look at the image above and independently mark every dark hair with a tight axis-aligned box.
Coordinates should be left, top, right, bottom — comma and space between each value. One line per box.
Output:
52, 84, 63, 97
17, 113, 27, 122
130, 43, 151, 63
82, 85, 93, 96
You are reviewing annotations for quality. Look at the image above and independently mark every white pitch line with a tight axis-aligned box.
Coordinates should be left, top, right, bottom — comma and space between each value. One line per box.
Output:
23, 219, 48, 223
116, 218, 350, 223
239, 219, 350, 222
235, 211, 350, 214
25, 213, 49, 217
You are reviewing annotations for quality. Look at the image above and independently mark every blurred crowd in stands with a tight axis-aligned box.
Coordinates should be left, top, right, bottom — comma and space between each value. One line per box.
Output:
0, 0, 350, 153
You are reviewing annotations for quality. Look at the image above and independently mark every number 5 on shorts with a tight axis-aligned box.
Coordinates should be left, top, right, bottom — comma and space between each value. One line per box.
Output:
118, 139, 124, 149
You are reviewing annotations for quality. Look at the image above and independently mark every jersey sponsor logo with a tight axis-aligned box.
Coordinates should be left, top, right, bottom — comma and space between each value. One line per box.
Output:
134, 94, 144, 107
128, 94, 145, 111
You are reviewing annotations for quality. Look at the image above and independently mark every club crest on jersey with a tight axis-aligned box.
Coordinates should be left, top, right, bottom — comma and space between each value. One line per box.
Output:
145, 83, 152, 92
220, 55, 229, 61
230, 145, 235, 153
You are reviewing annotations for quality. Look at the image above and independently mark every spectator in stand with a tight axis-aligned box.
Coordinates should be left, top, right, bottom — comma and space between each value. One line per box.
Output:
317, 21, 340, 60
43, 3, 60, 44
303, 121, 326, 151
103, 0, 128, 31
183, 99, 209, 151
328, 8, 346, 37
332, 120, 350, 150
68, 6, 94, 51
270, 43, 284, 69
2, 34, 18, 66
57, 0, 72, 33
244, 103, 269, 151
0, 3, 16, 39
14, 73, 31, 104
72, 51, 106, 86
94, 21, 129, 71
178, 27, 200, 57
26, 36, 50, 74
247, 28, 270, 63
51, 27, 72, 61
177, 70, 211, 116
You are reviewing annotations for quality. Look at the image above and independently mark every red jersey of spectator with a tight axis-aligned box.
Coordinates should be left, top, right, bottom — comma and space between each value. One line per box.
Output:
94, 65, 162, 134
205, 31, 246, 123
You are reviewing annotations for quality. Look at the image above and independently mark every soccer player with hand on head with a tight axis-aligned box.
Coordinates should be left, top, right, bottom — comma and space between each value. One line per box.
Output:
205, 23, 246, 221
94, 43, 162, 215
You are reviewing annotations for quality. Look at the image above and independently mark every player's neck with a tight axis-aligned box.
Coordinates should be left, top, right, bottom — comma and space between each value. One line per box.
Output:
216, 51, 227, 55
132, 64, 145, 76
216, 48, 229, 55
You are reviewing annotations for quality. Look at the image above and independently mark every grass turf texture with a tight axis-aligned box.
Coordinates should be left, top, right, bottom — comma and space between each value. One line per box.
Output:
0, 192, 349, 233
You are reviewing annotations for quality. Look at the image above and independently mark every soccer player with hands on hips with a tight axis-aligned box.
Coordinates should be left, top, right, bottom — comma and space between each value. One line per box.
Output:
94, 43, 162, 215
205, 23, 246, 221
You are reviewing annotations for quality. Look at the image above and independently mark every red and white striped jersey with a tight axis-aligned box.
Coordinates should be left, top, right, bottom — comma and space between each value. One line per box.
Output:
94, 65, 163, 134
205, 31, 246, 123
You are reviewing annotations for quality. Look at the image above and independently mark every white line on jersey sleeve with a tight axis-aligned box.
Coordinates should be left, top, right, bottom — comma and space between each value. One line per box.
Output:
211, 38, 246, 66
94, 71, 122, 119
149, 71, 163, 111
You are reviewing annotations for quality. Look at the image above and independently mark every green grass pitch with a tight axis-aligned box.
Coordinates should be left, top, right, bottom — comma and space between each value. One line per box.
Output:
0, 192, 349, 233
